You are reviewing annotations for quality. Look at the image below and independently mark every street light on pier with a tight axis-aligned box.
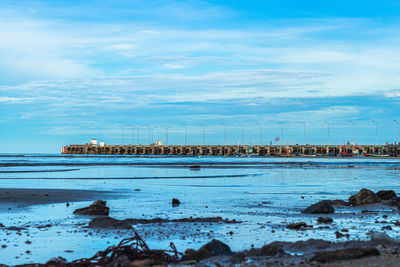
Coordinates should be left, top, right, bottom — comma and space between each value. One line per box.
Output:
348, 120, 355, 144
125, 125, 135, 145
117, 125, 125, 145
181, 124, 187, 145
324, 121, 330, 145
237, 123, 244, 145
256, 123, 262, 145
371, 120, 378, 145
220, 123, 227, 145
161, 124, 171, 145
199, 123, 205, 145
299, 121, 306, 145
394, 120, 399, 143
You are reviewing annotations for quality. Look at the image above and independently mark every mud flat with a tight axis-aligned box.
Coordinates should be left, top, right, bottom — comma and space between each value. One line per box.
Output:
0, 188, 118, 211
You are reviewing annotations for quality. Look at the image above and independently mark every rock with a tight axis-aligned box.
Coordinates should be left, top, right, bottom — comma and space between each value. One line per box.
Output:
260, 244, 284, 256
105, 254, 132, 267
335, 231, 345, 238
0, 223, 4, 227
172, 198, 181, 207
287, 222, 312, 230
317, 217, 333, 224
88, 217, 133, 229
46, 256, 67, 266
331, 200, 350, 206
310, 248, 379, 263
348, 189, 380, 206
302, 200, 334, 214
382, 225, 393, 230
366, 231, 399, 245
73, 200, 109, 216
181, 239, 232, 261
376, 190, 397, 200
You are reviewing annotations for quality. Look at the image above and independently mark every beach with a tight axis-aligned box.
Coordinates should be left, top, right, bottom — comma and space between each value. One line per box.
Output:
1, 154, 400, 265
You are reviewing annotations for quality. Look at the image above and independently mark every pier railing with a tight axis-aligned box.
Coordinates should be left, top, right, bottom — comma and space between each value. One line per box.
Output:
62, 144, 400, 157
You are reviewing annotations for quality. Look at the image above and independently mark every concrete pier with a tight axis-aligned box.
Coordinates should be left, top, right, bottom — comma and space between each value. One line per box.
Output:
62, 144, 400, 157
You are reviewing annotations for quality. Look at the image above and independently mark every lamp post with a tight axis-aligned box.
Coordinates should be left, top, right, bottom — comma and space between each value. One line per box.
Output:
348, 120, 355, 144
220, 123, 227, 145
237, 123, 244, 145
324, 121, 330, 145
299, 121, 306, 145
137, 126, 141, 145
117, 125, 124, 145
125, 125, 134, 145
182, 124, 187, 145
256, 123, 262, 145
161, 124, 170, 145
277, 122, 283, 146
371, 120, 377, 145
394, 120, 399, 143
199, 123, 205, 145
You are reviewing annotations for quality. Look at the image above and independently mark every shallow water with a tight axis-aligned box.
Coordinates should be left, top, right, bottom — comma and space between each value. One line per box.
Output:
0, 154, 400, 265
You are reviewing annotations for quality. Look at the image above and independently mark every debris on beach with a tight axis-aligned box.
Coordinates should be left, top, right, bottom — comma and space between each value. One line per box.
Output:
73, 200, 110, 216
57, 232, 179, 266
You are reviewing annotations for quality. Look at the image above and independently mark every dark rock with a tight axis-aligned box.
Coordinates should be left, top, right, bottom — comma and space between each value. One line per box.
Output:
46, 256, 67, 266
172, 198, 181, 207
382, 225, 392, 230
310, 248, 379, 263
73, 200, 109, 216
88, 217, 133, 229
348, 189, 380, 206
317, 217, 333, 224
5, 226, 26, 231
0, 223, 4, 227
181, 239, 232, 261
331, 200, 350, 206
302, 200, 334, 214
287, 222, 312, 230
376, 190, 397, 200
260, 244, 285, 256
335, 231, 345, 238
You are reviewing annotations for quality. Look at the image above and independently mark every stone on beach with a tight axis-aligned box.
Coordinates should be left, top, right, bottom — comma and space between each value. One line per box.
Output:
317, 217, 333, 224
182, 239, 232, 261
349, 189, 380, 206
73, 200, 110, 216
331, 199, 350, 206
172, 198, 181, 207
88, 217, 133, 229
302, 200, 334, 214
286, 222, 313, 230
376, 190, 397, 200
310, 248, 379, 263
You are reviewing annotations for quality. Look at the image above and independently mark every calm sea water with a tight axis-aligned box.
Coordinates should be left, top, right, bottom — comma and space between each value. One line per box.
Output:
1, 154, 400, 264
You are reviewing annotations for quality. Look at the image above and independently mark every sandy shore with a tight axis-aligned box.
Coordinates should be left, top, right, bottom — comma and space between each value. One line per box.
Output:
0, 188, 118, 211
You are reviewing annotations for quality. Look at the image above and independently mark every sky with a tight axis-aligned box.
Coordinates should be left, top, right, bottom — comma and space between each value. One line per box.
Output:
1, 0, 400, 152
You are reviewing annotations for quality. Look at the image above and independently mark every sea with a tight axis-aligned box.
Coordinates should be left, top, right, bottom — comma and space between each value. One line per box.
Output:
0, 154, 400, 264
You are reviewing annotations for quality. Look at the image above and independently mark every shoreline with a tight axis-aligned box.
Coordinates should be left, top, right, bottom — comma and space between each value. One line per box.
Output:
0, 188, 120, 212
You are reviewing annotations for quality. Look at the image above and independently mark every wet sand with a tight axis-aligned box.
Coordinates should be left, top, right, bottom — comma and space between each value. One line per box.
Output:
0, 188, 118, 211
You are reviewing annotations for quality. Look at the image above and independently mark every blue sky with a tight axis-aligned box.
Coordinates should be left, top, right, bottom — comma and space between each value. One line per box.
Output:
1, 0, 400, 152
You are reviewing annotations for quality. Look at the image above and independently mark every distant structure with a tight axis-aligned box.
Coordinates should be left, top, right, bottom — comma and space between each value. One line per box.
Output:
62, 139, 400, 157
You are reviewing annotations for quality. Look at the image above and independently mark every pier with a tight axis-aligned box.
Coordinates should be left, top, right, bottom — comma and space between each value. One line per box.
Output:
62, 143, 400, 157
